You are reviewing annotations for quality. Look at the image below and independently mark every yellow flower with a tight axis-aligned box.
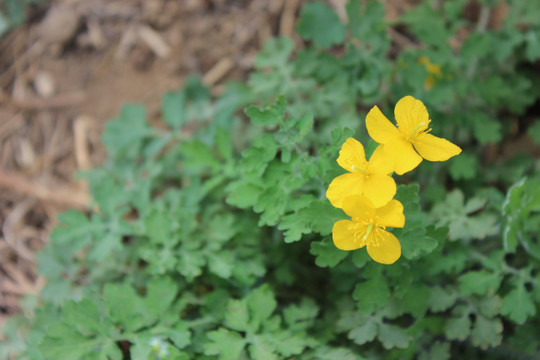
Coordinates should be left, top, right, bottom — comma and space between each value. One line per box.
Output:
418, 56, 442, 89
366, 96, 462, 175
332, 195, 405, 265
326, 138, 396, 208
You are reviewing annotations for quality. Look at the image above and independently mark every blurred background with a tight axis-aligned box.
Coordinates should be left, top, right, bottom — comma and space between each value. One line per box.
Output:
0, 0, 514, 325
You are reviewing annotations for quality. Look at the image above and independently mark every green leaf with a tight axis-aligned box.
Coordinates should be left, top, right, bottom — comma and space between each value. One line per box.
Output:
248, 337, 278, 360
428, 286, 458, 312
208, 251, 235, 279
307, 200, 346, 236
312, 346, 364, 360
353, 279, 390, 314
264, 332, 307, 357
103, 283, 146, 332
40, 324, 108, 360
525, 29, 540, 61
348, 317, 377, 345
310, 237, 348, 268
449, 152, 478, 180
215, 127, 234, 160
254, 37, 294, 69
226, 178, 264, 209
472, 112, 502, 144
144, 210, 173, 245
225, 299, 250, 332
377, 323, 410, 349
180, 140, 220, 171
402, 284, 430, 318
102, 104, 154, 159
501, 284, 536, 325
244, 96, 286, 125
278, 211, 312, 243
459, 271, 501, 296
365, 139, 379, 160
239, 135, 278, 176
177, 251, 205, 281
204, 328, 246, 360
528, 119, 540, 144
184, 75, 210, 102
246, 285, 277, 330
476, 294, 502, 318
419, 341, 451, 360
461, 33, 494, 58
62, 299, 108, 336
347, 0, 389, 54
162, 90, 187, 129
169, 328, 191, 349
471, 315, 502, 350
401, 3, 450, 46
445, 315, 471, 341
283, 298, 319, 331
397, 227, 439, 260
393, 185, 441, 259
50, 210, 96, 247
297, 2, 346, 48
0, 13, 10, 38
431, 190, 498, 241
144, 277, 178, 319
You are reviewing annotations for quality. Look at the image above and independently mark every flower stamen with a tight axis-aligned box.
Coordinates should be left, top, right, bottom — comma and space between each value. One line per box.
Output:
351, 165, 367, 175
408, 122, 428, 140
363, 223, 374, 241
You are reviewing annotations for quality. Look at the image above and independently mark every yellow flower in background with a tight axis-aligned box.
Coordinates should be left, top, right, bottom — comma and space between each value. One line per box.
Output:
326, 138, 396, 208
366, 96, 462, 175
332, 195, 405, 265
418, 56, 442, 89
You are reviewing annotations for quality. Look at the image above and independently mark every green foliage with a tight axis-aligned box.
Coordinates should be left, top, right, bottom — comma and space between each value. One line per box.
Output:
296, 2, 346, 48
0, 0, 46, 38
4, 1, 540, 359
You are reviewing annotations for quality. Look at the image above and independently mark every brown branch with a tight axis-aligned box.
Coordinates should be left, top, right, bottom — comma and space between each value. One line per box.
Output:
0, 90, 85, 111
203, 58, 233, 87
0, 170, 90, 209
280, 0, 301, 38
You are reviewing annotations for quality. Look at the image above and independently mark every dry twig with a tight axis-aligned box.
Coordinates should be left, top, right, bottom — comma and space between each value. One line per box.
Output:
0, 91, 85, 110
203, 58, 234, 87
280, 0, 301, 38
0, 171, 90, 209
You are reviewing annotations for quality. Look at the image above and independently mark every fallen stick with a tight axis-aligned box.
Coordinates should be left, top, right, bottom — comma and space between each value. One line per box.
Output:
0, 90, 85, 110
203, 58, 233, 87
0, 170, 90, 209
279, 0, 301, 38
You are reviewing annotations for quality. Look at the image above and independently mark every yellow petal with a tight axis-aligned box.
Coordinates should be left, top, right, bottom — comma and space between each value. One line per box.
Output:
394, 96, 430, 137
326, 173, 365, 209
341, 195, 376, 219
362, 175, 396, 208
333, 220, 366, 251
376, 200, 405, 228
337, 137, 366, 172
413, 133, 462, 162
366, 229, 401, 264
365, 106, 401, 144
382, 139, 422, 175
368, 145, 395, 175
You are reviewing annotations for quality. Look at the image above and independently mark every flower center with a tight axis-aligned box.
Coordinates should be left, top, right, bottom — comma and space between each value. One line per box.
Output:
351, 165, 367, 175
352, 220, 381, 248
363, 223, 374, 241
408, 122, 427, 141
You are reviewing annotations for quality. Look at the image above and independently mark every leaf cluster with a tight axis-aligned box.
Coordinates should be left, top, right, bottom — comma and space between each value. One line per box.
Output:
3, 1, 540, 359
